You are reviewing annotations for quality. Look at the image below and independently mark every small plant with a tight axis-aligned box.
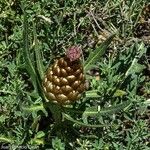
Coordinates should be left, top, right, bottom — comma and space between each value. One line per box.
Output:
0, 0, 149, 149
43, 46, 85, 104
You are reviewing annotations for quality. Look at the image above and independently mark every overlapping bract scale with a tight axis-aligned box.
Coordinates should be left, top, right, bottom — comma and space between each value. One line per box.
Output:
43, 57, 85, 104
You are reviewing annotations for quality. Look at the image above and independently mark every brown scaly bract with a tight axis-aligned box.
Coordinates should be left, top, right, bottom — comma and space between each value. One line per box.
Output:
43, 46, 85, 105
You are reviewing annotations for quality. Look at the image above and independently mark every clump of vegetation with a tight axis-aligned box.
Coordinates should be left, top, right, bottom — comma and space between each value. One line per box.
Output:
0, 0, 149, 149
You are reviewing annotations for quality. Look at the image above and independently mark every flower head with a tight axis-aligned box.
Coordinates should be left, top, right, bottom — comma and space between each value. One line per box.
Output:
66, 46, 81, 62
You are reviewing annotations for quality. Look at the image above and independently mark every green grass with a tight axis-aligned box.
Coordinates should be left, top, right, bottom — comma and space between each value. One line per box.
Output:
0, 0, 150, 149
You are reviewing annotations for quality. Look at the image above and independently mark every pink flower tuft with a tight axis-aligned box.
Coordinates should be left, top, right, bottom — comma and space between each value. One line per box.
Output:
66, 46, 81, 62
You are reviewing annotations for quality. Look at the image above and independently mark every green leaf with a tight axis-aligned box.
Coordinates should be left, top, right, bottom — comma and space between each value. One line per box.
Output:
125, 42, 147, 77
33, 22, 44, 80
23, 11, 38, 92
36, 131, 45, 139
23, 104, 44, 111
30, 138, 44, 145
0, 115, 8, 123
31, 115, 41, 131
22, 104, 47, 116
63, 113, 108, 128
113, 89, 127, 97
84, 34, 115, 72
0, 136, 14, 143
86, 90, 101, 98
126, 62, 146, 76
143, 99, 150, 107
82, 101, 131, 123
